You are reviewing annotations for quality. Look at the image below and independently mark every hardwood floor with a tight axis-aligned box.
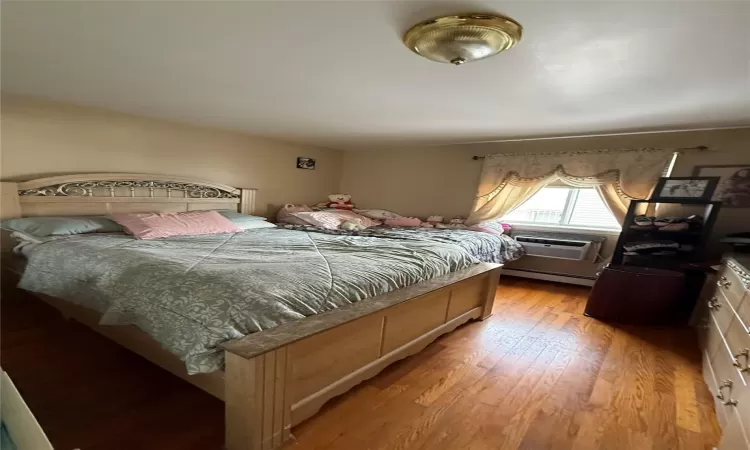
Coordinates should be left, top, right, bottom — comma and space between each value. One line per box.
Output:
1, 277, 721, 450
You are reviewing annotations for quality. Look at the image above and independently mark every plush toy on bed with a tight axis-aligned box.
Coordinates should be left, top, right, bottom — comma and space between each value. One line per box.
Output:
340, 220, 366, 231
426, 215, 448, 228
446, 217, 468, 229
319, 194, 355, 210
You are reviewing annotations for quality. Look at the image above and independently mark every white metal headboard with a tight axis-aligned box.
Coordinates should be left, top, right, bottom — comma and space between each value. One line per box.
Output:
0, 173, 256, 219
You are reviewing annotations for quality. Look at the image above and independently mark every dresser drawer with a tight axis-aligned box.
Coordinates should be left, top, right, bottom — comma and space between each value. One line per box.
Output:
702, 258, 750, 449
711, 337, 746, 424
710, 289, 737, 336
707, 312, 729, 361
736, 383, 750, 441
737, 295, 750, 331
719, 406, 750, 450
718, 262, 749, 310
704, 348, 728, 426
724, 315, 750, 388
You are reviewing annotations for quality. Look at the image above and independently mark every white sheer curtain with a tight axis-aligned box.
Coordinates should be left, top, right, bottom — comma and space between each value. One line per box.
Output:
467, 148, 675, 225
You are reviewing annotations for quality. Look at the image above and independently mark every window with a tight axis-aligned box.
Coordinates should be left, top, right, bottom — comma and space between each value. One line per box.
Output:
502, 186, 620, 230
663, 152, 679, 177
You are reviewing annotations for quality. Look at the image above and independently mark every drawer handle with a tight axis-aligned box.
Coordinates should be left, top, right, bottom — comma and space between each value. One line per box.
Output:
707, 297, 722, 310
717, 380, 738, 406
733, 348, 750, 373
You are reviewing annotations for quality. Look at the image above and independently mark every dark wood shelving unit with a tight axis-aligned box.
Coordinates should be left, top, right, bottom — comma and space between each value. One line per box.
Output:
611, 199, 722, 269
585, 199, 722, 325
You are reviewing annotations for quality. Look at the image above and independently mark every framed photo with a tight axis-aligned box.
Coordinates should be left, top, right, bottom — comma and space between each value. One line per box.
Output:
693, 164, 750, 207
296, 157, 316, 170
650, 177, 719, 202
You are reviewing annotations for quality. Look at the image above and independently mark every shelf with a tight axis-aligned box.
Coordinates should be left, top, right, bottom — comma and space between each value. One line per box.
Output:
611, 198, 721, 268
625, 228, 703, 237
620, 254, 707, 271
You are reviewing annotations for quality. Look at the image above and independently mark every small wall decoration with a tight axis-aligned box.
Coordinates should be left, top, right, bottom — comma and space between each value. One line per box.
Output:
650, 176, 719, 202
296, 157, 316, 170
693, 164, 750, 207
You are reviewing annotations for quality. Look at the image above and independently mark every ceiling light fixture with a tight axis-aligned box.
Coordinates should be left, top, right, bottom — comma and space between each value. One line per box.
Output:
403, 13, 523, 66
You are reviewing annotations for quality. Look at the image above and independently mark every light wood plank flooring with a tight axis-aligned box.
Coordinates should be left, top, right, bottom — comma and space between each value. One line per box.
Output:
1, 277, 721, 449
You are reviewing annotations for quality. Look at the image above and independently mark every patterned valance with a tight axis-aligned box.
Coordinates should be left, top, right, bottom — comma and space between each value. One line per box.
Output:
468, 148, 675, 225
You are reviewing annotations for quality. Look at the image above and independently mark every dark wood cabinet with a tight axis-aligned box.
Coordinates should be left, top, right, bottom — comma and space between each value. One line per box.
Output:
584, 265, 686, 324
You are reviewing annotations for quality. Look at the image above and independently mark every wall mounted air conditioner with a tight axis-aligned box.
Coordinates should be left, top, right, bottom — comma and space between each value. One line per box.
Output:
515, 235, 593, 261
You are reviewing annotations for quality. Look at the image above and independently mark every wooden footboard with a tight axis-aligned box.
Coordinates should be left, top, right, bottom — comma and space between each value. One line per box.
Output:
221, 263, 502, 450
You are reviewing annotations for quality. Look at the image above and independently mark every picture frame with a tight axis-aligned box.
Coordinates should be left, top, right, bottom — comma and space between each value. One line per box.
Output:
692, 164, 750, 207
650, 176, 719, 202
296, 157, 316, 170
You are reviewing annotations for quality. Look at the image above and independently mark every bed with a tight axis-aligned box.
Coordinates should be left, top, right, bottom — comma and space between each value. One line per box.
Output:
0, 173, 511, 450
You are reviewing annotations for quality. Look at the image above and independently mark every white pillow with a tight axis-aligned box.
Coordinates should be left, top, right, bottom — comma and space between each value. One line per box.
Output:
236, 221, 277, 231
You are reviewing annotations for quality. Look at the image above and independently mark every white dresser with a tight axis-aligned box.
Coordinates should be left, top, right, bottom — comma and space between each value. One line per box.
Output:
1, 370, 53, 450
701, 255, 750, 449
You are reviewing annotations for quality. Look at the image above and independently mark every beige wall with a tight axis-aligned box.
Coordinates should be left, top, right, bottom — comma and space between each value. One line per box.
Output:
0, 96, 343, 217
341, 147, 478, 220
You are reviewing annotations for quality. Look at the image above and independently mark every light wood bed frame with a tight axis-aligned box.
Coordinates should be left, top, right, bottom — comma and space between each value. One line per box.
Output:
0, 173, 502, 450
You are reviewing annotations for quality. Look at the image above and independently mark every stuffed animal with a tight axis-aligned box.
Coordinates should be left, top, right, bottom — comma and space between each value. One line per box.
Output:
340, 220, 366, 231
319, 194, 355, 210
427, 215, 448, 229
276, 204, 314, 225
446, 217, 468, 229
426, 215, 443, 225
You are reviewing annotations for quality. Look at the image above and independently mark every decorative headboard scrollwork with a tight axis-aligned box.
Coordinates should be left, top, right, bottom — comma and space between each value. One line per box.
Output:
19, 180, 240, 199
1, 173, 255, 219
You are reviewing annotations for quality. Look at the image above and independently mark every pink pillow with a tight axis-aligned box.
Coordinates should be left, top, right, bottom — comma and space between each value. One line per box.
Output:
276, 204, 315, 225
384, 217, 422, 227
321, 210, 381, 227
111, 210, 242, 239
469, 221, 506, 236
354, 209, 403, 220
290, 211, 381, 229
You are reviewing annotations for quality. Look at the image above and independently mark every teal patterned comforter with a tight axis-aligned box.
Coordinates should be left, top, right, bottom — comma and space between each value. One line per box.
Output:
19, 228, 521, 374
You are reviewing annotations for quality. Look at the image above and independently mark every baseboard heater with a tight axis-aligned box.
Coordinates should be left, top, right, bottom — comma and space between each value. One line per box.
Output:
502, 268, 596, 287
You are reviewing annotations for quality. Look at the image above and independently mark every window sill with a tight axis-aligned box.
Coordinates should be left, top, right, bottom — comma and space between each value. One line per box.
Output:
506, 222, 622, 235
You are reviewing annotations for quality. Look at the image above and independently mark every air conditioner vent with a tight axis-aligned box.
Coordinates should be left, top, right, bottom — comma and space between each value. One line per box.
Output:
515, 237, 589, 247
515, 235, 594, 261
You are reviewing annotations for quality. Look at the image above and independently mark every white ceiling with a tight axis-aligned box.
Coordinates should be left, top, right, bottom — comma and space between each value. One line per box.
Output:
2, 1, 749, 150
